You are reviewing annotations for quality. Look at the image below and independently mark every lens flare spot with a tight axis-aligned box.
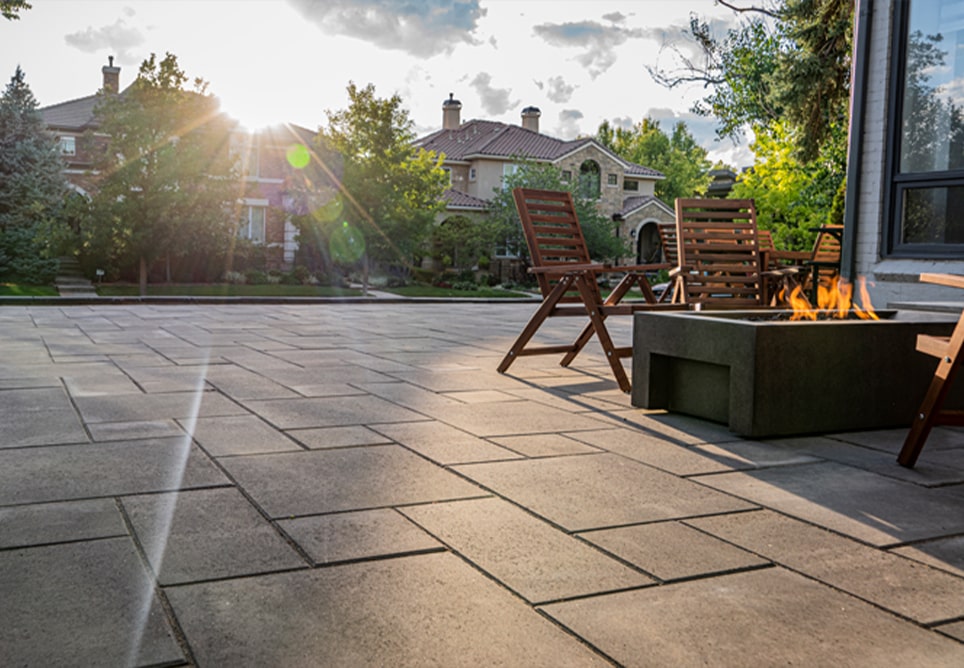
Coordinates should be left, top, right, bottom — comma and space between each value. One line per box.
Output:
311, 196, 344, 223
329, 221, 366, 263
286, 143, 311, 169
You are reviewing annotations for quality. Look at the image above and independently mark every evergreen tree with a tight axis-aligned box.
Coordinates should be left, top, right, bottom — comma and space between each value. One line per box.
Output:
0, 66, 65, 282
88, 53, 238, 295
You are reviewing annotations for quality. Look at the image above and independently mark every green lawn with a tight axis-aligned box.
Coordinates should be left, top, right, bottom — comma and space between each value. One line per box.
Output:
382, 285, 533, 298
0, 284, 59, 296
96, 283, 365, 297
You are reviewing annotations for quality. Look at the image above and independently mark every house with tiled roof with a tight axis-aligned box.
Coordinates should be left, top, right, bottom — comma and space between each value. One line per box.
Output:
38, 59, 339, 269
414, 95, 675, 264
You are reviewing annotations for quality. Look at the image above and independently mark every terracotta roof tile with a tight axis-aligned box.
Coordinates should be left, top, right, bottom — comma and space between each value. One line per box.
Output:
443, 188, 488, 210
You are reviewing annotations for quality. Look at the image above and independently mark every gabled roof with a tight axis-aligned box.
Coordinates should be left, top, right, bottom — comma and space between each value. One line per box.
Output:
39, 94, 101, 131
443, 188, 488, 210
619, 195, 674, 218
415, 119, 663, 180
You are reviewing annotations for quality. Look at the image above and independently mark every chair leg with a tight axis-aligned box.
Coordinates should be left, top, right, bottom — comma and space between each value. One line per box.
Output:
573, 275, 631, 392
899, 355, 962, 468
561, 273, 649, 368
497, 275, 574, 374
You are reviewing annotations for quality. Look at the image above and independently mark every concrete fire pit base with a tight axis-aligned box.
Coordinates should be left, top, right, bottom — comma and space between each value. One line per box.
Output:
631, 310, 964, 438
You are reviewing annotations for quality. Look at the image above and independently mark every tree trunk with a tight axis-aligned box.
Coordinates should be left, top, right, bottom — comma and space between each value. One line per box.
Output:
362, 254, 369, 296
165, 254, 172, 284
139, 256, 148, 297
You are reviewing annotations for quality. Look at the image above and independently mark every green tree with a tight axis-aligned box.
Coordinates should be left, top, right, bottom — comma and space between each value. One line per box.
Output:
486, 160, 628, 264
597, 118, 711, 204
729, 121, 847, 249
317, 82, 447, 281
0, 66, 66, 282
88, 53, 238, 295
1, 0, 31, 20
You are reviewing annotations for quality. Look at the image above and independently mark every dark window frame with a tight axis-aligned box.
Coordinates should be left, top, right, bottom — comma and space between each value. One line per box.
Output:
884, 0, 964, 258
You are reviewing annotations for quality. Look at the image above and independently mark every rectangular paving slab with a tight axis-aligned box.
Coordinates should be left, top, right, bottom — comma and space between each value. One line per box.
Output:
455, 453, 755, 532
695, 461, 964, 546
687, 510, 964, 624
0, 537, 184, 666
122, 488, 306, 585
220, 444, 485, 518
242, 395, 427, 429
579, 520, 769, 582
0, 498, 126, 549
0, 437, 228, 505
541, 567, 964, 666
167, 551, 608, 666
374, 420, 522, 464
279, 508, 442, 565
401, 497, 654, 603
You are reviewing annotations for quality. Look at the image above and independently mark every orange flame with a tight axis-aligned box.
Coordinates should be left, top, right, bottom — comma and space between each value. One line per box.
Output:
783, 276, 878, 320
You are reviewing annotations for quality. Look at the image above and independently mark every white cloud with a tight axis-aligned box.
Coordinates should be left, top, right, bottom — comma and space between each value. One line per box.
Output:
532, 19, 645, 78
470, 72, 517, 115
542, 75, 575, 103
63, 15, 145, 65
555, 108, 584, 139
286, 0, 486, 57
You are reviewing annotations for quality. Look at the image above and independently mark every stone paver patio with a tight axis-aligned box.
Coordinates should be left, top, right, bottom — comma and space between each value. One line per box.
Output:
1, 301, 963, 666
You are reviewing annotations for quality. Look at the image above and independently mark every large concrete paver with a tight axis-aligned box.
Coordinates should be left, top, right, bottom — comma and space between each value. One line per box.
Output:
696, 461, 964, 546
0, 537, 184, 667
374, 419, 522, 464
279, 508, 442, 565
0, 437, 228, 505
220, 444, 486, 518
687, 510, 964, 625
123, 487, 306, 585
187, 414, 303, 457
167, 551, 608, 667
0, 498, 125, 549
456, 452, 756, 532
542, 567, 964, 667
579, 520, 769, 582
401, 497, 654, 603
241, 394, 426, 429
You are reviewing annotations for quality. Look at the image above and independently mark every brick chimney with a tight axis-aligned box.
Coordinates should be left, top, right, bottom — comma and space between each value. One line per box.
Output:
102, 56, 120, 94
442, 93, 461, 130
521, 106, 541, 133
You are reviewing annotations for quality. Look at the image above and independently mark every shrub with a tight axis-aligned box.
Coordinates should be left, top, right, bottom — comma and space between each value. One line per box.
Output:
223, 270, 246, 284
452, 280, 477, 291
245, 269, 267, 284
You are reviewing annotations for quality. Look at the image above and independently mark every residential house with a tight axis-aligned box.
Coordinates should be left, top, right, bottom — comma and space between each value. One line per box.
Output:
414, 95, 675, 270
38, 58, 337, 270
847, 0, 964, 304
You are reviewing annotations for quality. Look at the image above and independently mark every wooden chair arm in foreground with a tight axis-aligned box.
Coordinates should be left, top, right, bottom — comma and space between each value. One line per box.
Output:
899, 273, 964, 467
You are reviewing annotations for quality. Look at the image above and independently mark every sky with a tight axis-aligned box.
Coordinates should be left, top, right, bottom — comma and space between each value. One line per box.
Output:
1, 0, 752, 165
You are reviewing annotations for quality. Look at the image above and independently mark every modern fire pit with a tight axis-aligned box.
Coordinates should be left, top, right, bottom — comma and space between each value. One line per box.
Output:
631, 310, 964, 438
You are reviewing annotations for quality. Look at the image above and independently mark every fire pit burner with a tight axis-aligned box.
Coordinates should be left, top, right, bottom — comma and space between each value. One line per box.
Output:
631, 310, 964, 438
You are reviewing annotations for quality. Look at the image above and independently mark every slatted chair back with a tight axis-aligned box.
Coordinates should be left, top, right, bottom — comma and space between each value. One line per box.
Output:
657, 222, 679, 266
513, 187, 601, 305
674, 198, 764, 308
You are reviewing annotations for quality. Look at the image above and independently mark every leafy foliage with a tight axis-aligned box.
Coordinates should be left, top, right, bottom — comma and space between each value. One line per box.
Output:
316, 82, 447, 274
729, 121, 847, 249
1, 0, 31, 21
485, 160, 628, 263
86, 53, 239, 294
596, 118, 711, 204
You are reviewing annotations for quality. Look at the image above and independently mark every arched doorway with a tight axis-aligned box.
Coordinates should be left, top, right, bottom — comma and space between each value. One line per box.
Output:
634, 220, 663, 264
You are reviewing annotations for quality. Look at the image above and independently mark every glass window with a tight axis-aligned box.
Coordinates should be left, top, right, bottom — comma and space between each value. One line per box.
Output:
578, 160, 600, 198
240, 206, 266, 243
623, 180, 639, 191
890, 0, 964, 253
469, 167, 477, 181
561, 170, 572, 183
607, 173, 618, 186
59, 136, 76, 156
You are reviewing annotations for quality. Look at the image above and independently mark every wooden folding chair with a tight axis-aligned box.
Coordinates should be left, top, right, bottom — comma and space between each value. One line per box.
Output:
655, 223, 679, 303
671, 199, 771, 308
899, 273, 964, 468
497, 187, 678, 392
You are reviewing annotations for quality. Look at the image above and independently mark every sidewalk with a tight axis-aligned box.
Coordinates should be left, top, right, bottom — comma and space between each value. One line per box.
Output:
1, 301, 962, 666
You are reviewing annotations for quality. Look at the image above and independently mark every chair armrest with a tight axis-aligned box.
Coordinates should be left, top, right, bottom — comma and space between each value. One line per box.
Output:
920, 273, 964, 290
527, 263, 609, 274
614, 263, 673, 273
